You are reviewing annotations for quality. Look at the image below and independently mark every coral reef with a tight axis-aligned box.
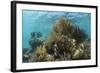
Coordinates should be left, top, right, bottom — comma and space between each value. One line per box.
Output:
23, 16, 91, 62
29, 32, 43, 51
23, 32, 43, 62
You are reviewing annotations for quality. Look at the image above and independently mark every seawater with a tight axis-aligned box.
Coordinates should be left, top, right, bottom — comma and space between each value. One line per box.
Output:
22, 10, 91, 49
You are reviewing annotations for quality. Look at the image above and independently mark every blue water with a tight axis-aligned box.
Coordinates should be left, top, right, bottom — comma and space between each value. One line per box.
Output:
22, 10, 91, 49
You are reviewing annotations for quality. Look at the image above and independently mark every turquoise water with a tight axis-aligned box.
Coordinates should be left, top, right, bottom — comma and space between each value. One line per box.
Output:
22, 10, 91, 49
